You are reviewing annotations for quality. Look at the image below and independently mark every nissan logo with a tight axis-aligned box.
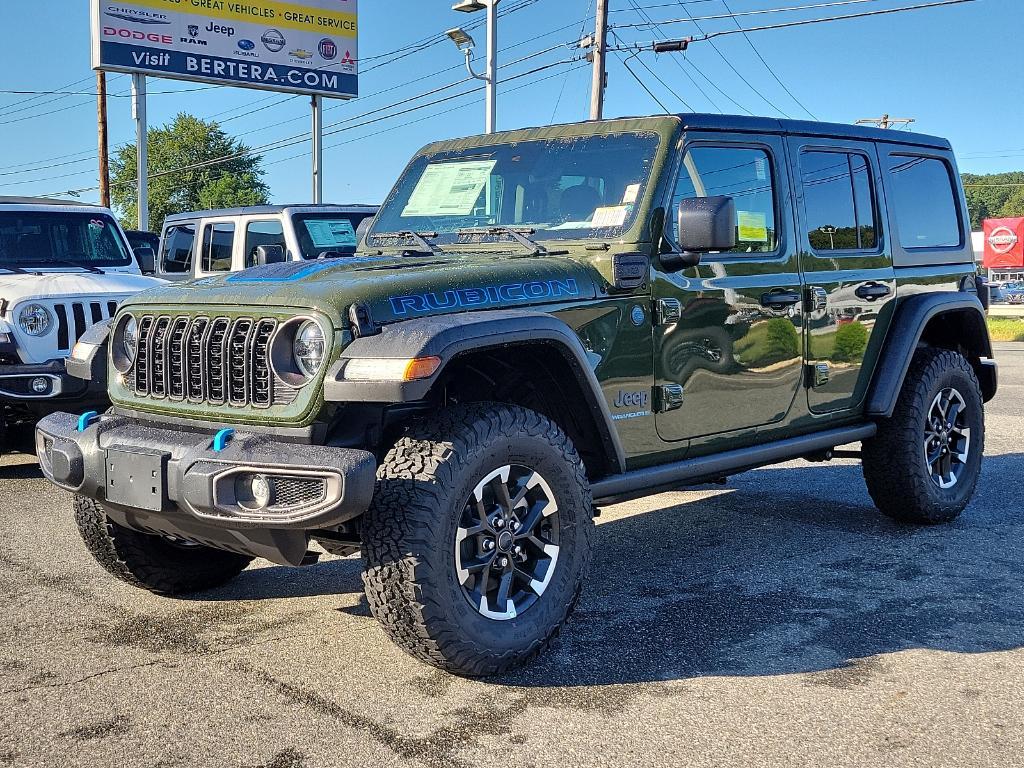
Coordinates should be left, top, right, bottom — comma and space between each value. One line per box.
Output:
261, 29, 285, 52
988, 226, 1019, 255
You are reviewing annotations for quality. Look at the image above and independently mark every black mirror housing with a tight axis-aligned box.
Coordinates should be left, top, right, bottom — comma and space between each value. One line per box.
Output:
677, 195, 737, 253
254, 244, 287, 266
133, 245, 156, 274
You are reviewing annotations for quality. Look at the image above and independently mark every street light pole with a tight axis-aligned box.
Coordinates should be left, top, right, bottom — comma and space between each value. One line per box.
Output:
452, 0, 500, 134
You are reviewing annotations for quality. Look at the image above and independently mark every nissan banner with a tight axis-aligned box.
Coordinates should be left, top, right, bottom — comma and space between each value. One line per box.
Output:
90, 0, 358, 98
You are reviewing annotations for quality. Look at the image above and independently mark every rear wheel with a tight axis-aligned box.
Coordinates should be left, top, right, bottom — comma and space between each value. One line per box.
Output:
361, 402, 594, 676
862, 348, 984, 524
73, 495, 253, 595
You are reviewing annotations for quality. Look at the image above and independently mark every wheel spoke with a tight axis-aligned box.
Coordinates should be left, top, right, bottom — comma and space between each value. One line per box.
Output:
946, 400, 962, 428
495, 569, 513, 609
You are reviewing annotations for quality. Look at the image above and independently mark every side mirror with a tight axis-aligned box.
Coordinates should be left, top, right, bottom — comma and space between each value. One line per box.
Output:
661, 196, 737, 272
133, 245, 156, 274
253, 244, 286, 266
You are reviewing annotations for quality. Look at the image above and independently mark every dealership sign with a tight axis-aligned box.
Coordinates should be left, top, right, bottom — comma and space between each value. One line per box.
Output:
90, 0, 357, 98
982, 217, 1024, 270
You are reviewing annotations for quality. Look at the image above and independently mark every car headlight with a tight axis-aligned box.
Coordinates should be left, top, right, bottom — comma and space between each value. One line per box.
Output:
111, 314, 138, 374
293, 320, 325, 377
123, 315, 138, 362
18, 304, 53, 336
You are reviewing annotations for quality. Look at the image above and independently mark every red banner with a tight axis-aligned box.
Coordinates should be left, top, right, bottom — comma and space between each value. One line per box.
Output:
983, 217, 1024, 269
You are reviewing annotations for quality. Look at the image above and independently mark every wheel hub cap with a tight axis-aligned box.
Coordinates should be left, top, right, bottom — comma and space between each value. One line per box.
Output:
924, 387, 971, 490
454, 464, 561, 621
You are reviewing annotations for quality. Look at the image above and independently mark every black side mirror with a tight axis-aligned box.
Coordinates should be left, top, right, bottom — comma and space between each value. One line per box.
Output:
253, 244, 287, 266
661, 196, 737, 272
133, 245, 156, 274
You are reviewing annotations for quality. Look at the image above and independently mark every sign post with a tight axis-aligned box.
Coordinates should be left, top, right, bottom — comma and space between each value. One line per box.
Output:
90, 0, 358, 209
131, 73, 148, 230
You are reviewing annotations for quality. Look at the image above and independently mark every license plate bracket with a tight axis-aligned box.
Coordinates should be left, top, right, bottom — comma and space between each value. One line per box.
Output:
105, 446, 170, 512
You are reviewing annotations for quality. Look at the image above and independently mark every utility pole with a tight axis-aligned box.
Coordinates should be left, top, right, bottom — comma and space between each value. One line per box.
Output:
131, 73, 148, 231
96, 71, 110, 208
856, 114, 915, 130
589, 0, 609, 120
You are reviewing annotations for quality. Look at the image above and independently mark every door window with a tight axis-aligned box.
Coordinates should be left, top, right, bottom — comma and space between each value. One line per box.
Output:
160, 223, 196, 273
669, 145, 777, 254
201, 222, 235, 272
889, 155, 961, 249
800, 151, 878, 251
243, 219, 286, 268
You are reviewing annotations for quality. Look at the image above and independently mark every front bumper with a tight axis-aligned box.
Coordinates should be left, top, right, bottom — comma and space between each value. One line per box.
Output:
35, 412, 377, 566
0, 359, 105, 405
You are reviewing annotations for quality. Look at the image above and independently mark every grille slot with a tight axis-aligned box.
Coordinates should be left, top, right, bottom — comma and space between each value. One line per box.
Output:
49, 300, 118, 352
128, 314, 279, 409
268, 477, 328, 513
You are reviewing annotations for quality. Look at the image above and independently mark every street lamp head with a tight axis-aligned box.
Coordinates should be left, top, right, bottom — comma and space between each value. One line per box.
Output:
445, 27, 475, 50
452, 0, 488, 11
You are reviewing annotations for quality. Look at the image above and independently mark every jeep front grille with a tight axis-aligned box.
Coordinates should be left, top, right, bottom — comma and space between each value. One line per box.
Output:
128, 315, 287, 408
53, 300, 119, 351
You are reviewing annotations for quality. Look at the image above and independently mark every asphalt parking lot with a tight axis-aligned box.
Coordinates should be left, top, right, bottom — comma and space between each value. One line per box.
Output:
1, 344, 1022, 768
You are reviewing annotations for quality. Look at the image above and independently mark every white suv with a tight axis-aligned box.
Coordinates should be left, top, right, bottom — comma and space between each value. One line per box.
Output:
0, 197, 164, 446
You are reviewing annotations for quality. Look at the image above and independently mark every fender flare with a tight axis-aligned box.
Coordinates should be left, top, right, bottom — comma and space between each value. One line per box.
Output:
866, 293, 996, 419
324, 308, 626, 474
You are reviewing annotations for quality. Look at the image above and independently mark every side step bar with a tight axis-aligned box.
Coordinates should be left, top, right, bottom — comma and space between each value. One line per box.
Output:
591, 423, 877, 505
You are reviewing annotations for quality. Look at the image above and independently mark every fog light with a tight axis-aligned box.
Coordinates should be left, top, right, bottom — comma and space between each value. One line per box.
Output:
234, 472, 274, 510
31, 377, 49, 394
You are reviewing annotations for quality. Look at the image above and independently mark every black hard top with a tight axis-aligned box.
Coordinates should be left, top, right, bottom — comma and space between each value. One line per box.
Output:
164, 203, 379, 222
675, 113, 952, 150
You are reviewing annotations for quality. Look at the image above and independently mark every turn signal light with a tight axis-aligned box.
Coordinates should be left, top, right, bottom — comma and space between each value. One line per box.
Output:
343, 356, 442, 382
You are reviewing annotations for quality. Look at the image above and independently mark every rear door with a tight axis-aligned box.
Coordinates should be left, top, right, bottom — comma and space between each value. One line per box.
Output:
158, 220, 198, 280
788, 137, 896, 414
653, 133, 805, 446
194, 217, 239, 277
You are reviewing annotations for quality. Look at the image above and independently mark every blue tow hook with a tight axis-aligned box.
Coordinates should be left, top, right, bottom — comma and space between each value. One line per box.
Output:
212, 428, 235, 453
76, 411, 99, 432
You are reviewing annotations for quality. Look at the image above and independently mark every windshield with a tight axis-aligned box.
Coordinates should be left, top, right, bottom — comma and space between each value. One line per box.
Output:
294, 212, 375, 258
368, 131, 661, 245
0, 211, 132, 270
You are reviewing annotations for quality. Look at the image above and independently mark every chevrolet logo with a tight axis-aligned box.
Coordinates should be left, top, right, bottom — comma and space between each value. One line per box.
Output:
289, 49, 313, 59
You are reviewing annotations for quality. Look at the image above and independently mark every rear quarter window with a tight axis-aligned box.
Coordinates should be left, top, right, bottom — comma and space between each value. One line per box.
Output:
888, 155, 962, 249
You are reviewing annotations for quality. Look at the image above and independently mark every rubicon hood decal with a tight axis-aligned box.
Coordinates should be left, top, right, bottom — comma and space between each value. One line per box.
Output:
389, 278, 581, 316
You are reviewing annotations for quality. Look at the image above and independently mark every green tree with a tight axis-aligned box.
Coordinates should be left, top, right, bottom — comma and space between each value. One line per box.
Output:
111, 113, 269, 231
764, 317, 800, 364
962, 171, 1024, 229
834, 321, 868, 362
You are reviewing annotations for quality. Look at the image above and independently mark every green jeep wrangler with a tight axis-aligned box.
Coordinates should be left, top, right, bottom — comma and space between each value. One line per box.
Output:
37, 114, 997, 676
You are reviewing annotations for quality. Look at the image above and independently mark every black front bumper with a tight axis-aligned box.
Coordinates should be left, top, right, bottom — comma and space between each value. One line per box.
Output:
0, 359, 106, 410
36, 412, 377, 566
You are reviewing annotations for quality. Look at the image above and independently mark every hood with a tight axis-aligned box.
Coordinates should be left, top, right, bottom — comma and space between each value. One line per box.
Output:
0, 271, 166, 312
124, 252, 604, 326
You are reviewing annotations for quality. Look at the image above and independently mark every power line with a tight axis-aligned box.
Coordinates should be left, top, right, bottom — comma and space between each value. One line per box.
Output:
610, 0, 886, 29
610, 30, 693, 110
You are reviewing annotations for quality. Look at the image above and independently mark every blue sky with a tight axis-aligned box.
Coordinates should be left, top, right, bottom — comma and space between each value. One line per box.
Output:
0, 0, 1019, 213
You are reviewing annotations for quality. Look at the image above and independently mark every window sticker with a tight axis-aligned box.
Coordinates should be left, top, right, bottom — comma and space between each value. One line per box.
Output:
622, 183, 641, 204
592, 205, 629, 228
304, 219, 357, 247
401, 159, 498, 217
737, 210, 769, 243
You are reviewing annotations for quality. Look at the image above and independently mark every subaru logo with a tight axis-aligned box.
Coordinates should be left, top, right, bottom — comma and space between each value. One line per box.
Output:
188, 24, 199, 37
238, 38, 255, 51
261, 28, 285, 52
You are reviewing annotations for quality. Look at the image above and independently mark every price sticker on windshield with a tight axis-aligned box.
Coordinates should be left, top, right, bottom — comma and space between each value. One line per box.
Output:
402, 160, 497, 217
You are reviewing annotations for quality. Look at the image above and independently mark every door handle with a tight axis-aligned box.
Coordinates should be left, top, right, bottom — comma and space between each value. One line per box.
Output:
760, 289, 802, 310
855, 282, 892, 301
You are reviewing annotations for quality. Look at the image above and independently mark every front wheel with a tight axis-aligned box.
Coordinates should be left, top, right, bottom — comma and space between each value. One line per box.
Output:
862, 348, 985, 524
361, 403, 594, 676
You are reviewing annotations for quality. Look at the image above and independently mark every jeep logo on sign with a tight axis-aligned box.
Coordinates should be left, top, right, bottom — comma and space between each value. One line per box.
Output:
988, 226, 1019, 255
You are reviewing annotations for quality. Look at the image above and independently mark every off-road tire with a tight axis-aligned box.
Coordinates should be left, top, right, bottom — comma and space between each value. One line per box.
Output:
862, 348, 984, 524
73, 495, 253, 595
361, 402, 594, 676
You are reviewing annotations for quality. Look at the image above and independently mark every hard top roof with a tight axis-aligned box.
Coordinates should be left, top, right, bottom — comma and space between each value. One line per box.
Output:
164, 203, 379, 222
0, 196, 106, 207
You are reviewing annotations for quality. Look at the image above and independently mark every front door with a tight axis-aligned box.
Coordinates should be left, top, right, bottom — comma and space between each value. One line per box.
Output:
654, 134, 805, 446
787, 137, 896, 414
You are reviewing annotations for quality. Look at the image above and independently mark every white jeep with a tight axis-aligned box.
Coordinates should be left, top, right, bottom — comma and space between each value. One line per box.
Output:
0, 197, 164, 447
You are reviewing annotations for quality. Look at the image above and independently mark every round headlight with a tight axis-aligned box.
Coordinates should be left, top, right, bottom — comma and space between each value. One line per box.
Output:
123, 315, 138, 362
18, 304, 53, 336
293, 320, 325, 377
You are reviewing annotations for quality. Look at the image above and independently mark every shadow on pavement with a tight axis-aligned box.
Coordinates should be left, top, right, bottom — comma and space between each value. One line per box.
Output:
500, 453, 1024, 687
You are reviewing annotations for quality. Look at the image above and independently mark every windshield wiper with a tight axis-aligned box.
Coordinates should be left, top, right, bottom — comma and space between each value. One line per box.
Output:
393, 231, 441, 256
0, 264, 31, 275
456, 226, 551, 257
23, 259, 104, 274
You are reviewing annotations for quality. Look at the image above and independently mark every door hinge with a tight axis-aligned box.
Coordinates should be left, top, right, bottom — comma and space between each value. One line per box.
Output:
654, 298, 682, 326
806, 362, 830, 388
653, 384, 684, 413
807, 286, 828, 312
